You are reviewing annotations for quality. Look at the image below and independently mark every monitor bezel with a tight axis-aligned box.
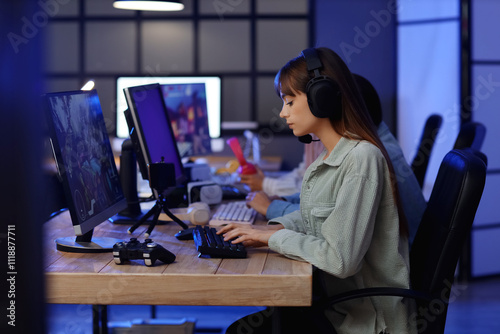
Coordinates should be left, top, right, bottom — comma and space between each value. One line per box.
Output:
123, 83, 187, 188
116, 75, 222, 139
43, 89, 128, 236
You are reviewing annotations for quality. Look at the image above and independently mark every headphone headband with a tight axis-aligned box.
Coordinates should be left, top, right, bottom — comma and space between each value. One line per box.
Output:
301, 48, 342, 120
301, 48, 323, 73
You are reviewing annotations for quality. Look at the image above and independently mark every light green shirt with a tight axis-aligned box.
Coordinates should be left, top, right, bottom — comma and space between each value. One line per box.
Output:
268, 137, 414, 334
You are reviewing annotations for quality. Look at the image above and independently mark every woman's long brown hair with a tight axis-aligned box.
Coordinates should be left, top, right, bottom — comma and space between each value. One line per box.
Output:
275, 47, 409, 238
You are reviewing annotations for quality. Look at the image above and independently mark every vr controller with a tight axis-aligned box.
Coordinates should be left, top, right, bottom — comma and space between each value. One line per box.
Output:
113, 238, 176, 267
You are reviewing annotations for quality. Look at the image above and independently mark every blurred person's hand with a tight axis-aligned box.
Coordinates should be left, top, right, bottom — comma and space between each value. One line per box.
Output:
239, 165, 265, 191
245, 191, 282, 216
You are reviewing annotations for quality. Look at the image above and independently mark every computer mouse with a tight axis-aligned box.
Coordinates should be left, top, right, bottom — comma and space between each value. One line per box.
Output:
175, 227, 195, 240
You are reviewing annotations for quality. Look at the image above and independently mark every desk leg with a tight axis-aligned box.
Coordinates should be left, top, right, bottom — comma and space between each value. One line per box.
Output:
270, 307, 282, 333
92, 305, 108, 334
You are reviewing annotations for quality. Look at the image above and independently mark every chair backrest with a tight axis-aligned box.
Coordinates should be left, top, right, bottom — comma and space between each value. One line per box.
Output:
411, 114, 443, 188
453, 122, 486, 151
409, 148, 486, 333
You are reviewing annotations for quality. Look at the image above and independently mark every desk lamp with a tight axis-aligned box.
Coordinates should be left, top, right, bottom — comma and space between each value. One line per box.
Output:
80, 80, 95, 91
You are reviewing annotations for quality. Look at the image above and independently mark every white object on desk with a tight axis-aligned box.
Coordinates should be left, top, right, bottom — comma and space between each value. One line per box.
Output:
159, 202, 210, 225
187, 181, 223, 205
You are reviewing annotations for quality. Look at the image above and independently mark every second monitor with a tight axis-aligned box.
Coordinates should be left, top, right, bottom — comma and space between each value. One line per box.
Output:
123, 83, 186, 189
161, 82, 211, 157
116, 76, 221, 142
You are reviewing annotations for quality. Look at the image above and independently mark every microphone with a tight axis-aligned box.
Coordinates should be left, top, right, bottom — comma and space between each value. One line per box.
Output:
298, 135, 320, 144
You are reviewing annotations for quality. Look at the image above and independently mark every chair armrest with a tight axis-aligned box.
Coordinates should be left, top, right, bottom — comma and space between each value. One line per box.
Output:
315, 287, 435, 309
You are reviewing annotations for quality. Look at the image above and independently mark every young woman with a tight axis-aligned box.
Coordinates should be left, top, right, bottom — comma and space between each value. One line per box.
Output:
220, 47, 414, 334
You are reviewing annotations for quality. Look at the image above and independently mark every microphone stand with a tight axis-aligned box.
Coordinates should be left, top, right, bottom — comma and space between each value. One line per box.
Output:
128, 192, 188, 237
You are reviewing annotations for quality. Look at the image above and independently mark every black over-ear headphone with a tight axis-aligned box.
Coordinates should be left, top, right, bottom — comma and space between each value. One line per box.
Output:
301, 48, 342, 119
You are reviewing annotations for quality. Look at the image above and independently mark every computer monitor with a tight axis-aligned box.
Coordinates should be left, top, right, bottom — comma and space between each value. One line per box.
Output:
116, 76, 221, 139
123, 83, 186, 189
43, 89, 128, 253
160, 82, 212, 157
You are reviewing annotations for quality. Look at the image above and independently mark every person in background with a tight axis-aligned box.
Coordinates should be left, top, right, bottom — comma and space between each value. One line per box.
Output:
239, 138, 324, 197
246, 74, 426, 247
221, 47, 415, 334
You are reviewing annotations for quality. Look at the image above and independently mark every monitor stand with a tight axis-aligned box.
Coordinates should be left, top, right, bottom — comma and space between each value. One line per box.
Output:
110, 211, 152, 225
112, 138, 148, 224
55, 228, 123, 253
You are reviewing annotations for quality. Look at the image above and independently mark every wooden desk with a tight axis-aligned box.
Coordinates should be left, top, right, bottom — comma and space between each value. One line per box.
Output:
44, 211, 312, 308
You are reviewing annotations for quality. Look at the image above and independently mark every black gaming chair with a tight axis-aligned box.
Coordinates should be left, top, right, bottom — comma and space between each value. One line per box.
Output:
453, 122, 486, 151
411, 114, 443, 188
452, 122, 486, 280
315, 148, 486, 334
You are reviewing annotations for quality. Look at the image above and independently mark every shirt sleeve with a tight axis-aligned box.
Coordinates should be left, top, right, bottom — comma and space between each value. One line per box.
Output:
262, 163, 306, 196
268, 159, 386, 278
268, 210, 305, 233
282, 192, 301, 204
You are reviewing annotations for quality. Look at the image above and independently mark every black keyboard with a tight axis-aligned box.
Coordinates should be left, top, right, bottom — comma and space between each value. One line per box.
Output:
192, 225, 247, 259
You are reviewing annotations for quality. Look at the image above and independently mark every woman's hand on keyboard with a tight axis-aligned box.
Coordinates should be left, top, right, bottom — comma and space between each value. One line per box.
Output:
217, 223, 283, 248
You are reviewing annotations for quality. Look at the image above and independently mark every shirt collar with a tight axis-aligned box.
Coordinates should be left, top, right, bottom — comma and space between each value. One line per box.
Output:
318, 137, 361, 167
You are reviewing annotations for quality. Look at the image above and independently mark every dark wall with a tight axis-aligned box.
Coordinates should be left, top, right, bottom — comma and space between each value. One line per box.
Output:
468, 0, 500, 278
0, 2, 46, 333
315, 0, 397, 132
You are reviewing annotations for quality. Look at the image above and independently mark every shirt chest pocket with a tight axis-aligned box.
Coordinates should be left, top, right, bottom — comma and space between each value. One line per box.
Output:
309, 205, 335, 233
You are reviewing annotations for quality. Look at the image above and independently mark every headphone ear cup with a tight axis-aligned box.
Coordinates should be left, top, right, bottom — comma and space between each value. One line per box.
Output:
306, 76, 342, 119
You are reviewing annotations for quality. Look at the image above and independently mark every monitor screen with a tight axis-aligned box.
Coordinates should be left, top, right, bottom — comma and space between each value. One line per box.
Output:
161, 83, 212, 157
43, 89, 127, 252
116, 76, 221, 140
123, 83, 186, 188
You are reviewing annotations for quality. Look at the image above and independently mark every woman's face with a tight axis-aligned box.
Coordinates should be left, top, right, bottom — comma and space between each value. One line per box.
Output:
279, 91, 319, 137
